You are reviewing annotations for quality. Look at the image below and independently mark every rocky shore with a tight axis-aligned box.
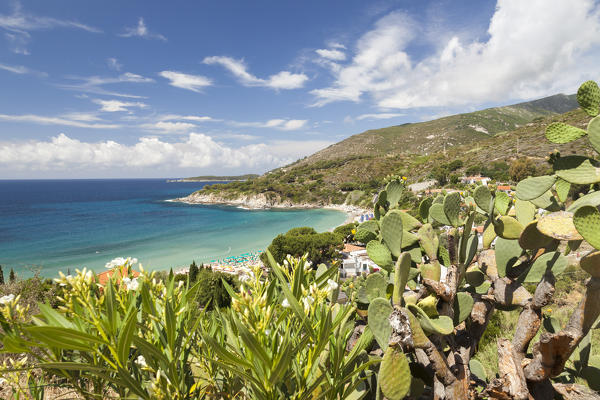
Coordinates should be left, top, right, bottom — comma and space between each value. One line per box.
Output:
170, 192, 370, 225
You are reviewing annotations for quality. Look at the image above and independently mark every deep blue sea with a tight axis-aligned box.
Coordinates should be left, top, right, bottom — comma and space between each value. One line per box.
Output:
0, 180, 346, 278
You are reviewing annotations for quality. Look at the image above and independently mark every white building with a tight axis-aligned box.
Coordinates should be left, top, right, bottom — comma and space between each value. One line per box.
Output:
340, 244, 380, 277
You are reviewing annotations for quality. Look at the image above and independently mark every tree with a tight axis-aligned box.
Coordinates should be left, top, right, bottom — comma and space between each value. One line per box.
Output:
189, 260, 199, 282
509, 157, 537, 182
0, 265, 4, 285
430, 164, 450, 186
196, 269, 238, 310
262, 227, 344, 266
333, 223, 357, 243
482, 161, 510, 181
9, 268, 15, 283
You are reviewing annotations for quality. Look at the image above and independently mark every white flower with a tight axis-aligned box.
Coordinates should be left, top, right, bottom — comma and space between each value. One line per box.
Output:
0, 377, 6, 385
326, 279, 338, 291
282, 298, 290, 308
122, 277, 139, 291
265, 329, 271, 335
302, 295, 314, 310
0, 294, 15, 305
135, 355, 147, 368
105, 257, 127, 269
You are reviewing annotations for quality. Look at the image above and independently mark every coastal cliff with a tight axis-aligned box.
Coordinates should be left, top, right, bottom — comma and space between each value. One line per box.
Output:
173, 191, 330, 209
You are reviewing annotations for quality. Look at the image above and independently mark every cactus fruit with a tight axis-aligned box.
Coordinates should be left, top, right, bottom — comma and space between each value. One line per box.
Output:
567, 190, 600, 213
545, 122, 587, 144
429, 203, 452, 226
368, 297, 393, 350
365, 273, 388, 301
580, 251, 600, 278
519, 221, 556, 250
474, 185, 492, 213
522, 251, 567, 283
537, 211, 583, 241
515, 175, 557, 201
469, 359, 487, 382
515, 199, 536, 225
421, 262, 441, 282
577, 80, 600, 116
367, 241, 394, 271
495, 191, 511, 216
379, 346, 411, 400
393, 253, 412, 306
483, 222, 497, 249
494, 216, 524, 239
443, 192, 462, 227
588, 115, 600, 154
417, 223, 439, 260
495, 238, 523, 278
381, 211, 404, 257
355, 228, 377, 244
419, 197, 433, 222
465, 265, 486, 287
386, 180, 404, 207
407, 304, 454, 335
554, 156, 600, 184
573, 205, 600, 249
453, 292, 474, 326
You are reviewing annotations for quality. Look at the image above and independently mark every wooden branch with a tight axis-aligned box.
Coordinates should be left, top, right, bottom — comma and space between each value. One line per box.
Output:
524, 277, 600, 381
485, 339, 529, 399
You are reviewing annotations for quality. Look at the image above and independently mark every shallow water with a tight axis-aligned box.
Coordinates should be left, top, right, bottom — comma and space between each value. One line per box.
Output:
0, 179, 346, 278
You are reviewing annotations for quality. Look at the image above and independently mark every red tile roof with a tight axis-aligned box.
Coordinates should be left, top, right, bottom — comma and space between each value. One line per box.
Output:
96, 266, 140, 285
343, 243, 366, 253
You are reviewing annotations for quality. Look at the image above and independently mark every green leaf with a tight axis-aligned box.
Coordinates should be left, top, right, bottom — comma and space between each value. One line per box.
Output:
522, 251, 567, 283
515, 175, 557, 201
554, 156, 600, 185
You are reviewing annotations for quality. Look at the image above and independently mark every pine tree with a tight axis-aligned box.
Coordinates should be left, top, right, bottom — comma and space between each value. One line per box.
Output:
0, 265, 4, 285
189, 260, 199, 283
9, 268, 16, 283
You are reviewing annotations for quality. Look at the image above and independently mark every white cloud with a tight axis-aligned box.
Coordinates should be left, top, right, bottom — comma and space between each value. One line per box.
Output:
0, 133, 332, 173
0, 3, 100, 54
141, 121, 197, 134
93, 99, 147, 112
159, 71, 212, 92
356, 113, 405, 120
0, 113, 119, 129
160, 114, 219, 122
61, 112, 101, 122
316, 48, 346, 61
231, 119, 308, 131
203, 56, 308, 89
0, 62, 46, 77
59, 72, 153, 98
107, 58, 122, 71
312, 0, 600, 109
119, 17, 166, 41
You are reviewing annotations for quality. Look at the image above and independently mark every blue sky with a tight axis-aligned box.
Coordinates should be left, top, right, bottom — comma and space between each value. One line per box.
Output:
0, 0, 599, 178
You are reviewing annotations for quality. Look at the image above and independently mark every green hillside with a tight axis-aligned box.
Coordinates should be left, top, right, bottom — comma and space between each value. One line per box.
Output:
192, 94, 586, 206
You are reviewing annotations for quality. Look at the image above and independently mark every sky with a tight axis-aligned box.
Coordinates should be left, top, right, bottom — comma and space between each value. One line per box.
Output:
0, 0, 599, 179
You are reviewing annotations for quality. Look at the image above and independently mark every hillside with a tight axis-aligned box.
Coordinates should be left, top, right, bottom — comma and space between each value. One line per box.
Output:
179, 94, 589, 208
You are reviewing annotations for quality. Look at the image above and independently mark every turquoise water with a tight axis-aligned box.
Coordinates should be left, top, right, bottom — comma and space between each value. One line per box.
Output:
0, 180, 346, 278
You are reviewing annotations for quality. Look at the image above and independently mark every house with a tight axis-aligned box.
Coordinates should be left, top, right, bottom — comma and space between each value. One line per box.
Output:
461, 176, 491, 186
96, 266, 140, 285
340, 244, 379, 277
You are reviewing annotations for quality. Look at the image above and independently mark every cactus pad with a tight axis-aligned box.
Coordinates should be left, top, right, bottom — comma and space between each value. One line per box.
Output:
474, 185, 492, 213
483, 222, 497, 249
381, 211, 404, 257
567, 190, 600, 213
515, 175, 557, 201
494, 191, 511, 216
368, 297, 393, 350
365, 273, 388, 301
453, 292, 474, 326
379, 346, 411, 400
406, 309, 428, 347
522, 251, 567, 283
530, 190, 560, 211
396, 210, 422, 231
554, 156, 600, 184
393, 253, 412, 306
545, 122, 587, 143
421, 262, 441, 282
417, 223, 439, 259
588, 115, 600, 154
433, 194, 444, 204
469, 359, 487, 382
519, 221, 556, 250
407, 304, 454, 336
354, 228, 377, 244
577, 80, 600, 116
515, 199, 536, 225
443, 192, 462, 227
386, 180, 404, 207
580, 251, 600, 278
495, 238, 522, 278
465, 234, 478, 266
543, 314, 561, 333
465, 266, 486, 287
418, 197, 433, 222
537, 211, 583, 241
359, 219, 379, 234
555, 178, 571, 203
573, 205, 600, 249
429, 203, 451, 226
417, 294, 439, 318
367, 241, 394, 271
401, 231, 419, 248
494, 216, 524, 239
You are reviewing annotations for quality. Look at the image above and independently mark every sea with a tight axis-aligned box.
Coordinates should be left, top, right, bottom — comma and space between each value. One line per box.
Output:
0, 179, 347, 279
